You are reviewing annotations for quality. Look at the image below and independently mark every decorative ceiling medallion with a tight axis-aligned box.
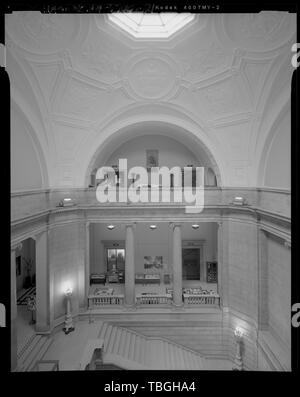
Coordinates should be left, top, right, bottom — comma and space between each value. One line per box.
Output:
124, 53, 179, 100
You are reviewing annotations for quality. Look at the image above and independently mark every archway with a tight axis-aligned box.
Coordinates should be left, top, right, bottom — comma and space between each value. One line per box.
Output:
84, 120, 222, 188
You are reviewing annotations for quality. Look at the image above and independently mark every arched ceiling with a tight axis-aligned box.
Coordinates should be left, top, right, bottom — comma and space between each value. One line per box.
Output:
6, 11, 296, 188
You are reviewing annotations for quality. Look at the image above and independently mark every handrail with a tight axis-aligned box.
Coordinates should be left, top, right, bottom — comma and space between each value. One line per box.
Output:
79, 339, 104, 370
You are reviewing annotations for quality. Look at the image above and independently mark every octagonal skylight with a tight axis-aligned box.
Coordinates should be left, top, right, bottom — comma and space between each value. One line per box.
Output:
108, 13, 195, 39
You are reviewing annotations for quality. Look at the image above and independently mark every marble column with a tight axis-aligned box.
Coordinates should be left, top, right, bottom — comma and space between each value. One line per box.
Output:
85, 222, 90, 308
218, 221, 228, 307
35, 229, 50, 333
202, 243, 207, 282
258, 228, 268, 330
11, 246, 18, 371
125, 223, 135, 307
172, 223, 183, 307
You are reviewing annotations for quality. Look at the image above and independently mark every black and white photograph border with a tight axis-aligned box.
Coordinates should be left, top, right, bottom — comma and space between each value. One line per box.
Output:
1, 0, 300, 384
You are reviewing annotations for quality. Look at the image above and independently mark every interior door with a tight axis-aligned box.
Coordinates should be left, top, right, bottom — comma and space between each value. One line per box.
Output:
182, 248, 200, 280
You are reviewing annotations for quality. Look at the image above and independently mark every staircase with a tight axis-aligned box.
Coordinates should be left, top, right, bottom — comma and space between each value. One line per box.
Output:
97, 322, 205, 370
17, 334, 53, 372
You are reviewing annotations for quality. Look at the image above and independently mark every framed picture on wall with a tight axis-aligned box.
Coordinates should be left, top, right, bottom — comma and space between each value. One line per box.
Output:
144, 256, 163, 270
16, 256, 21, 276
146, 150, 159, 170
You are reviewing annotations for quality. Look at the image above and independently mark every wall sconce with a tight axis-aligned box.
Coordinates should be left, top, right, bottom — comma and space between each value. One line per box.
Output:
232, 196, 247, 206
233, 327, 243, 370
192, 224, 200, 229
107, 224, 115, 230
58, 198, 76, 207
149, 224, 157, 230
63, 288, 75, 335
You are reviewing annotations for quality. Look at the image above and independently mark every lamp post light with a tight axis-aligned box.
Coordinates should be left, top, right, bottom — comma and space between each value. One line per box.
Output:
63, 288, 75, 335
233, 327, 243, 371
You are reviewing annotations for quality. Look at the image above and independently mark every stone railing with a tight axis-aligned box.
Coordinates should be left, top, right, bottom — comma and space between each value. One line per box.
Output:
183, 293, 220, 306
136, 293, 172, 306
11, 187, 291, 223
88, 294, 125, 307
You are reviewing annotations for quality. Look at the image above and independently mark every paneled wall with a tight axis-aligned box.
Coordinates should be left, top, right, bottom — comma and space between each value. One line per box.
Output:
267, 234, 291, 346
226, 219, 259, 321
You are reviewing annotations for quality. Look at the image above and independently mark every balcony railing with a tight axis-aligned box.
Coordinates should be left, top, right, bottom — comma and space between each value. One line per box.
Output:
136, 293, 172, 306
183, 293, 220, 306
88, 294, 125, 307
11, 187, 291, 224
88, 292, 220, 308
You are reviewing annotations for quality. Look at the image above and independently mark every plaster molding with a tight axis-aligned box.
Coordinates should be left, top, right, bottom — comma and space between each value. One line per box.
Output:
217, 12, 296, 54
121, 51, 182, 101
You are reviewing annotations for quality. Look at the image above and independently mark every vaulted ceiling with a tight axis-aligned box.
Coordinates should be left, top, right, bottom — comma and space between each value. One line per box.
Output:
6, 12, 296, 188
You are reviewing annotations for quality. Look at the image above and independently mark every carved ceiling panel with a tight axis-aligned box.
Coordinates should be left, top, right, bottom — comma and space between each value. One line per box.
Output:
193, 75, 253, 120
220, 12, 295, 51
53, 77, 113, 121
181, 43, 232, 80
241, 58, 272, 104
30, 61, 60, 105
77, 36, 123, 82
6, 12, 81, 54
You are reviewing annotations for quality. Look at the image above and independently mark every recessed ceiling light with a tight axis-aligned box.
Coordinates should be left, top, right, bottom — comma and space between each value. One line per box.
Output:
149, 224, 157, 230
107, 224, 115, 230
192, 224, 200, 229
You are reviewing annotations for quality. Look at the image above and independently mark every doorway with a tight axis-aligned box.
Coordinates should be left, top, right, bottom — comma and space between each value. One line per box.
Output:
182, 248, 200, 280
15, 238, 36, 351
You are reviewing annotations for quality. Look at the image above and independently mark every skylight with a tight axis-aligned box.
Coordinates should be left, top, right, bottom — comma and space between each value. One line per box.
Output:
108, 13, 195, 39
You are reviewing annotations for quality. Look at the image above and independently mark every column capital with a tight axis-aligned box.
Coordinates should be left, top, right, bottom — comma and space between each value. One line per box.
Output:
169, 222, 182, 229
125, 222, 136, 229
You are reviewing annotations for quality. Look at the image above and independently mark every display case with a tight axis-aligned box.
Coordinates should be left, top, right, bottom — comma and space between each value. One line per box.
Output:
206, 262, 218, 283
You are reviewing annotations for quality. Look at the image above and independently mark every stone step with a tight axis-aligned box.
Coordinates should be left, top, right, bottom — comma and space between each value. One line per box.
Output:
112, 328, 122, 355
18, 335, 43, 370
107, 326, 117, 354
28, 338, 53, 371
19, 336, 46, 371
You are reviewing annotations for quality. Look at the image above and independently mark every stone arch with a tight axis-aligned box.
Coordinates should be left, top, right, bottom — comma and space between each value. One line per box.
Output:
11, 100, 49, 190
257, 100, 290, 188
81, 105, 224, 188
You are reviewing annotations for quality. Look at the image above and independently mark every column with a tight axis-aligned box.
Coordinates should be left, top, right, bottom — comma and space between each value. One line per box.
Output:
172, 223, 183, 307
85, 222, 90, 308
258, 228, 268, 330
11, 246, 18, 371
202, 243, 207, 282
218, 221, 229, 308
35, 230, 50, 333
125, 223, 135, 307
